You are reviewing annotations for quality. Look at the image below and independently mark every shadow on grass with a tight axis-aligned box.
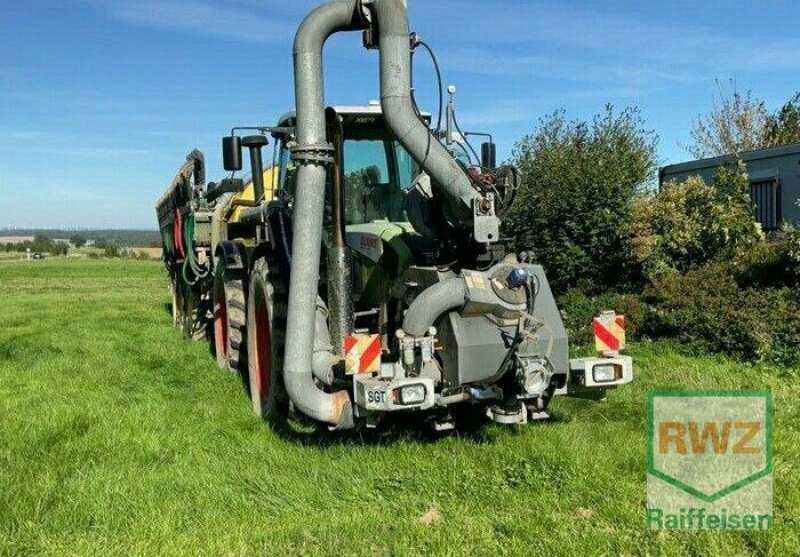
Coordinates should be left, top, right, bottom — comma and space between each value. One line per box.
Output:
163, 302, 568, 448
265, 412, 492, 448
260, 398, 573, 449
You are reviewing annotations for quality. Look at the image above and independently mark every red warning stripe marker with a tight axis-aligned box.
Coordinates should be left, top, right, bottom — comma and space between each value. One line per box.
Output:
343, 334, 382, 374
358, 336, 382, 373
593, 319, 621, 351
593, 313, 626, 353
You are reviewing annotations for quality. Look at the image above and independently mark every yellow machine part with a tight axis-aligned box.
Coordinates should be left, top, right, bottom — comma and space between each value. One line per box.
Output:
228, 166, 278, 224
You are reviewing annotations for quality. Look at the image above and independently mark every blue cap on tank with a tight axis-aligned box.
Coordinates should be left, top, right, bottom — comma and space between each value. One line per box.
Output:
506, 268, 530, 289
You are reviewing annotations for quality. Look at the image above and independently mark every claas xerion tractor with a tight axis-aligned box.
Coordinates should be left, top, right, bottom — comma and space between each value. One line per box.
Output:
156, 0, 633, 431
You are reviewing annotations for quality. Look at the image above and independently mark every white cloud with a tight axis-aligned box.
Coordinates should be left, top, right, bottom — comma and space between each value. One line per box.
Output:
420, 1, 800, 91
96, 0, 296, 43
38, 146, 155, 158
459, 99, 544, 126
459, 85, 658, 127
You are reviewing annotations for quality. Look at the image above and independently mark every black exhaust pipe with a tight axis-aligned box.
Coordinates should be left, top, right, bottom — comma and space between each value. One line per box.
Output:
242, 135, 268, 202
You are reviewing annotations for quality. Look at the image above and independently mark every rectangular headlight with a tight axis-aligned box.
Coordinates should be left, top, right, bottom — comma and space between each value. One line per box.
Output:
593, 363, 621, 383
398, 384, 426, 405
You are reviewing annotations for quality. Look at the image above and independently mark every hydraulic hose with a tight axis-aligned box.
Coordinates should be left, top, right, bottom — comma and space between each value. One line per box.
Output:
174, 208, 185, 259
180, 212, 209, 285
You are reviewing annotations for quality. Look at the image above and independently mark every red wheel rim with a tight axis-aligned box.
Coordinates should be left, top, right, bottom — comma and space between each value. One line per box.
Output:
213, 284, 228, 359
253, 292, 272, 397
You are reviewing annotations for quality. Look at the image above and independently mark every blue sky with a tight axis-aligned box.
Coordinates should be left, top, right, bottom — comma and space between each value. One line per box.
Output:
1, 0, 798, 229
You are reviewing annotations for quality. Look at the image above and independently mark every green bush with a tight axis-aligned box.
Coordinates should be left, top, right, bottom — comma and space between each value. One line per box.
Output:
627, 161, 762, 280
558, 289, 647, 346
733, 226, 800, 288
557, 264, 800, 364
780, 223, 800, 281
504, 106, 658, 293
640, 264, 800, 364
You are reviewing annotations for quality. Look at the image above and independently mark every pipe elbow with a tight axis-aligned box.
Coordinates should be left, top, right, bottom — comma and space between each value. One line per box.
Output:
283, 373, 354, 429
372, 0, 477, 214
293, 0, 363, 55
402, 277, 467, 337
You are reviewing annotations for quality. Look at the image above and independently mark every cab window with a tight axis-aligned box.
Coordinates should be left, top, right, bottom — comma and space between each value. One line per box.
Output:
343, 135, 418, 225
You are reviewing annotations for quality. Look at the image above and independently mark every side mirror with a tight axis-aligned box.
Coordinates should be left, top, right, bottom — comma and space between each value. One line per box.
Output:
481, 141, 496, 169
222, 135, 242, 171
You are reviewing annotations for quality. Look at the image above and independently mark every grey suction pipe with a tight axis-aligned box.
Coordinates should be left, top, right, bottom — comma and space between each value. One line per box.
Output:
283, 0, 366, 429
372, 0, 478, 217
402, 278, 467, 337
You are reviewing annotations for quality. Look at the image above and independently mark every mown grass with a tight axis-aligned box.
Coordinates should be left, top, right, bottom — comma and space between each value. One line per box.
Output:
1, 259, 798, 556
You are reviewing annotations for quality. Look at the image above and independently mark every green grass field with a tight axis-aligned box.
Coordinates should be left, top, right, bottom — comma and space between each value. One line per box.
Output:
1, 259, 798, 555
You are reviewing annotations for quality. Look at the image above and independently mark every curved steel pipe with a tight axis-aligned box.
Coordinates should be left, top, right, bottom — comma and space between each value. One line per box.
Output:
402, 277, 466, 337
372, 0, 478, 218
283, 0, 366, 429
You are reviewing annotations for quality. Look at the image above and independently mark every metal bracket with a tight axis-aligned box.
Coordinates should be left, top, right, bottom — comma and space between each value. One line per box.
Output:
473, 194, 500, 243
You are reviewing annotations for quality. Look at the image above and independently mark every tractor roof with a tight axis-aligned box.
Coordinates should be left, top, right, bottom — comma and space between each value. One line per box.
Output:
276, 104, 430, 128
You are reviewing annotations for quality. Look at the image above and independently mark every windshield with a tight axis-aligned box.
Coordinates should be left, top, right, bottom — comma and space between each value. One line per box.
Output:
276, 115, 420, 226
344, 136, 417, 225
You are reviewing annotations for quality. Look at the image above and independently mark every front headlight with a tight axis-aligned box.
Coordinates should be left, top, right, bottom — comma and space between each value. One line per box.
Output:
593, 363, 621, 383
398, 384, 426, 405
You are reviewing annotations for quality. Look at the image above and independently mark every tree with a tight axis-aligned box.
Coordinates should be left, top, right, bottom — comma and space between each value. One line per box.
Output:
31, 234, 55, 254
503, 105, 658, 293
688, 82, 800, 158
627, 161, 762, 278
765, 92, 800, 147
69, 234, 87, 248
687, 80, 770, 158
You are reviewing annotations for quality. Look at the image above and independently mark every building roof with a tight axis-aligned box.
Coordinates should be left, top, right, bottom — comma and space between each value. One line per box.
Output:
661, 143, 800, 174
661, 142, 800, 176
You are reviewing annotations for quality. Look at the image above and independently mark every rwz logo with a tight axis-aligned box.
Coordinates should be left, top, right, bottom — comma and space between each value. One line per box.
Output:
658, 421, 762, 455
647, 391, 772, 530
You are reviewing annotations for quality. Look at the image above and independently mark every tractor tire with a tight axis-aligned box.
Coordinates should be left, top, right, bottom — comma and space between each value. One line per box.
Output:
246, 256, 289, 422
212, 256, 247, 371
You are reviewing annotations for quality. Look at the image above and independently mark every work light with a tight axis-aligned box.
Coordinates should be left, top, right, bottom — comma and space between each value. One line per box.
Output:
398, 384, 427, 405
593, 363, 622, 383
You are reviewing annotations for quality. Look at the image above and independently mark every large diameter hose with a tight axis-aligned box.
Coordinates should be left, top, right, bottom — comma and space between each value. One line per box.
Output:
283, 0, 365, 429
373, 0, 477, 219
402, 278, 467, 337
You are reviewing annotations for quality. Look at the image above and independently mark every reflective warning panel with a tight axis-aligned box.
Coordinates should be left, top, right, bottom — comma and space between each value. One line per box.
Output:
593, 312, 626, 353
344, 334, 382, 375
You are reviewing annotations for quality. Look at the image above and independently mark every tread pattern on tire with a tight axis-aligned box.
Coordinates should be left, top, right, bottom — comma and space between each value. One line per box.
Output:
247, 254, 289, 420
214, 259, 247, 371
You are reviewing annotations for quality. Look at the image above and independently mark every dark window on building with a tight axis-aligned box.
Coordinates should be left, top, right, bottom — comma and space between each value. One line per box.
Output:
749, 179, 781, 230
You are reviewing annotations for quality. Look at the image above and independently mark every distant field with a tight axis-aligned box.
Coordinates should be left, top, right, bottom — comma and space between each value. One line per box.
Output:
0, 236, 34, 244
1, 259, 798, 555
0, 229, 161, 247
130, 247, 162, 259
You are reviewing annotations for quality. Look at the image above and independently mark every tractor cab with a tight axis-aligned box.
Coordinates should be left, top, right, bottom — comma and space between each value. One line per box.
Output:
275, 106, 435, 307
276, 105, 422, 224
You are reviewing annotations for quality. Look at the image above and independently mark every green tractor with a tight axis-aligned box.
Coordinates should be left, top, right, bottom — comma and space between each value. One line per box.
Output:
156, 0, 632, 431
